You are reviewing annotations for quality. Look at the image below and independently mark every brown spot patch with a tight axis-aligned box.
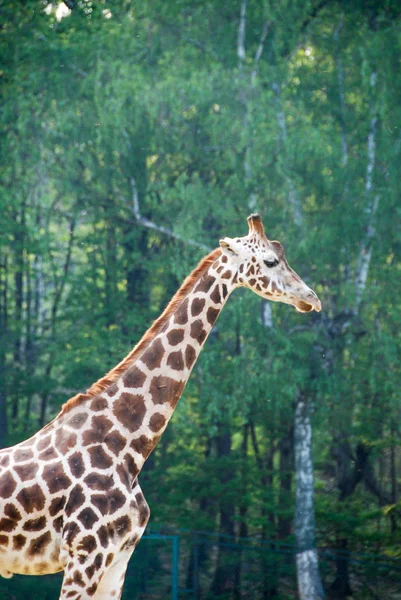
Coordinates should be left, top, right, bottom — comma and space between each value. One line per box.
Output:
82, 415, 113, 446
94, 552, 103, 570
149, 375, 185, 406
66, 412, 88, 429
185, 345, 197, 369
260, 276, 270, 287
53, 516, 63, 533
13, 534, 26, 550
136, 494, 151, 527
221, 270, 232, 279
130, 435, 154, 458
141, 338, 164, 370
149, 413, 166, 432
65, 484, 86, 517
64, 521, 80, 546
68, 453, 85, 478
97, 524, 111, 548
174, 298, 189, 325
210, 285, 221, 304
87, 582, 98, 596
88, 445, 113, 470
14, 448, 34, 463
16, 484, 45, 513
77, 507, 98, 530
190, 320, 207, 344
37, 435, 51, 452
105, 429, 126, 456
73, 570, 85, 587
221, 255, 228, 264
83, 473, 114, 491
14, 462, 39, 482
23, 516, 46, 532
106, 383, 118, 397
38, 446, 58, 461
271, 281, 280, 293
115, 515, 131, 538
0, 534, 8, 546
191, 297, 205, 317
124, 453, 138, 478
195, 274, 216, 294
222, 284, 228, 298
123, 366, 147, 389
78, 535, 97, 554
207, 307, 219, 325
105, 552, 114, 567
49, 496, 66, 516
167, 350, 184, 371
92, 489, 125, 515
85, 564, 96, 580
115, 463, 130, 492
0, 517, 17, 532
167, 329, 185, 346
113, 393, 146, 433
43, 463, 72, 494
27, 531, 51, 557
90, 397, 108, 412
0, 454, 10, 467
5, 504, 21, 521
55, 428, 77, 454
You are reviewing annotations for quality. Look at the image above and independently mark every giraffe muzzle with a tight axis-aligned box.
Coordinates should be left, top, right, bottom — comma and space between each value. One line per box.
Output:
295, 290, 322, 313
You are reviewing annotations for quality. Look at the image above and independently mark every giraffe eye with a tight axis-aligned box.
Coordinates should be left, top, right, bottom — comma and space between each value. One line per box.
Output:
264, 258, 279, 268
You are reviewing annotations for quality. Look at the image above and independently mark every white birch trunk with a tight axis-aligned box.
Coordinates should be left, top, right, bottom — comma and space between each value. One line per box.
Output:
294, 398, 325, 600
353, 71, 379, 315
237, 0, 247, 67
272, 82, 303, 227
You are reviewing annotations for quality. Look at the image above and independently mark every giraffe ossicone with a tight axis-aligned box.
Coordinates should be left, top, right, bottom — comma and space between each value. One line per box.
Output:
0, 214, 321, 599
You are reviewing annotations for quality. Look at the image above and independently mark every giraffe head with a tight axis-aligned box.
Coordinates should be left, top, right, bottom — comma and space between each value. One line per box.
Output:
219, 214, 321, 313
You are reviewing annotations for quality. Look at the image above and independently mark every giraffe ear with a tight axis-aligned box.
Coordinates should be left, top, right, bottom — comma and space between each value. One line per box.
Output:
219, 238, 238, 257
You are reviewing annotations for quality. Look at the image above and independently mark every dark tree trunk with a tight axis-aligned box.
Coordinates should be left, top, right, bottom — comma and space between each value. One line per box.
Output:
249, 421, 278, 599
233, 423, 249, 600
186, 435, 214, 598
12, 203, 25, 422
0, 254, 8, 447
278, 425, 293, 540
210, 424, 236, 598
329, 440, 370, 598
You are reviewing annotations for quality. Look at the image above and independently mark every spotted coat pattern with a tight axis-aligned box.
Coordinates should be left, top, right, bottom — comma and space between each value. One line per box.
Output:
0, 215, 321, 599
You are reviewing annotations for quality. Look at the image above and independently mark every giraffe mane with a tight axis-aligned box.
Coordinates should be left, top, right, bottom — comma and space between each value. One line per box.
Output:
60, 247, 221, 415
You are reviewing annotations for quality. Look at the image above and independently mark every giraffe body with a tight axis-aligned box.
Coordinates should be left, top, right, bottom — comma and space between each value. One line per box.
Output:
0, 215, 321, 599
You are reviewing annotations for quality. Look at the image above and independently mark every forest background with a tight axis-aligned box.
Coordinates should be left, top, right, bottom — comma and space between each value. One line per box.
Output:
1, 1, 401, 599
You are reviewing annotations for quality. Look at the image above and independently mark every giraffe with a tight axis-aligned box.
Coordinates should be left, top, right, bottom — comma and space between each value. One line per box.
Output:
0, 214, 321, 599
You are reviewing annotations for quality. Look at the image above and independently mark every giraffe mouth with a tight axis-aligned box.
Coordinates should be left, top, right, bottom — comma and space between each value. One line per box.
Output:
295, 298, 322, 313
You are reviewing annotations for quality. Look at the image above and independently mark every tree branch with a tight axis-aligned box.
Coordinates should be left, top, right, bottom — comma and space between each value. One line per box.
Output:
251, 21, 270, 84
300, 0, 331, 33
127, 176, 210, 252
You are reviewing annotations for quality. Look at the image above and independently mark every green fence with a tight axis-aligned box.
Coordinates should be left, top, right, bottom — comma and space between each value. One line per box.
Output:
1, 529, 401, 599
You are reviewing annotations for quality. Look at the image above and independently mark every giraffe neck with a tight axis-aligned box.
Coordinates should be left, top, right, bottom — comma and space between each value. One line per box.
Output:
95, 252, 237, 472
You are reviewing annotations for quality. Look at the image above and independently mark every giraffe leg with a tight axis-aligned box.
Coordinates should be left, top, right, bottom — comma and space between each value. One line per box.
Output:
59, 484, 149, 600
91, 547, 133, 600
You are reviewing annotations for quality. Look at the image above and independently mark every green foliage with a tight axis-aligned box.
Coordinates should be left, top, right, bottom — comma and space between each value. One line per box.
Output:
1, 1, 401, 596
